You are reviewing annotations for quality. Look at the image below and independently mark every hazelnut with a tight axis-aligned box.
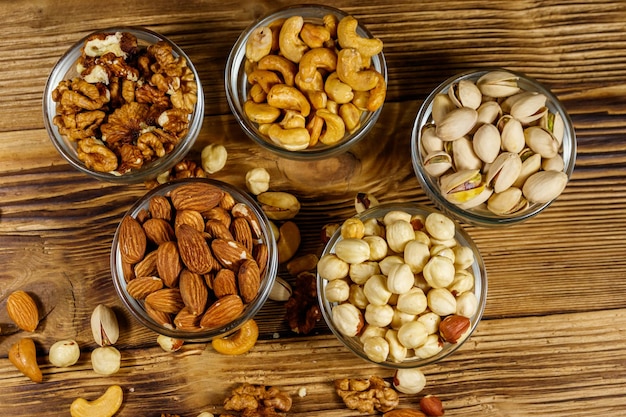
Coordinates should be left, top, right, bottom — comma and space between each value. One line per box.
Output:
48, 339, 81, 368
245, 167, 270, 195
331, 303, 364, 337
439, 314, 471, 343
201, 143, 228, 174
420, 394, 445, 416
393, 368, 426, 394
91, 346, 121, 375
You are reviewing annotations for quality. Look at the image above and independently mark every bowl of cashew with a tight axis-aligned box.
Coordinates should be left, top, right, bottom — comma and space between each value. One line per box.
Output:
43, 26, 204, 183
225, 4, 388, 160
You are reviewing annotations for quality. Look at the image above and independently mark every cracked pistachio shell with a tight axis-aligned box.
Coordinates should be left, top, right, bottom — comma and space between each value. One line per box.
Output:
486, 152, 523, 194
476, 100, 502, 125
435, 107, 478, 141
423, 151, 452, 177
476, 70, 520, 98
457, 185, 493, 210
472, 123, 501, 164
448, 79, 482, 109
513, 152, 542, 188
506, 91, 548, 125
498, 115, 525, 153
542, 154, 565, 172
540, 111, 565, 146
524, 126, 559, 159
487, 187, 529, 215
90, 304, 119, 347
440, 169, 485, 205
522, 170, 568, 204
452, 136, 482, 171
431, 93, 456, 125
421, 124, 444, 155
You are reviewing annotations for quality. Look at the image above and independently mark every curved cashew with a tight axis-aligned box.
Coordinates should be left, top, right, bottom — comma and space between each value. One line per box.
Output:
298, 47, 338, 83
70, 385, 123, 417
268, 18, 286, 52
243, 100, 281, 124
306, 114, 324, 147
325, 72, 354, 104
278, 15, 309, 63
266, 84, 311, 117
268, 123, 310, 151
339, 102, 362, 132
352, 90, 370, 110
336, 48, 379, 92
295, 70, 324, 93
211, 319, 259, 355
280, 110, 306, 129
248, 83, 267, 103
300, 22, 332, 48
323, 14, 339, 38
258, 55, 297, 86
366, 71, 387, 112
337, 15, 384, 57
316, 108, 346, 145
247, 69, 282, 93
307, 90, 328, 110
245, 26, 273, 62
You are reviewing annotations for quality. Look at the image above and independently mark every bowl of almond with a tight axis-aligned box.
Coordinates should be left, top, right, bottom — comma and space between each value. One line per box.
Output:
43, 27, 204, 183
317, 203, 487, 368
110, 178, 278, 342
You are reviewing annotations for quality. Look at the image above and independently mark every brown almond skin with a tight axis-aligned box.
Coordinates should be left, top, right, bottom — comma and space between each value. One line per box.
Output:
119, 215, 147, 264
156, 241, 183, 287
200, 294, 244, 329
170, 182, 225, 213
211, 238, 251, 271
176, 224, 217, 274
439, 314, 471, 343
133, 249, 159, 278
175, 210, 205, 233
179, 269, 209, 315
383, 409, 426, 417
420, 395, 445, 416
212, 269, 238, 298
149, 194, 172, 221
145, 288, 185, 314
238, 259, 261, 304
6, 290, 39, 332
143, 218, 175, 245
9, 338, 43, 383
231, 217, 254, 253
126, 276, 164, 300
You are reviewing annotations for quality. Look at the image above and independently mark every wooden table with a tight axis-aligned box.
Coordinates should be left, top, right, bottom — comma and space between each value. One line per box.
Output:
1, 0, 626, 415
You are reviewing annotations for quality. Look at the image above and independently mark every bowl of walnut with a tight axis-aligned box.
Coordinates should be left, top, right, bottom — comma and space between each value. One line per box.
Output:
317, 203, 487, 368
225, 4, 387, 160
110, 178, 278, 342
43, 27, 204, 183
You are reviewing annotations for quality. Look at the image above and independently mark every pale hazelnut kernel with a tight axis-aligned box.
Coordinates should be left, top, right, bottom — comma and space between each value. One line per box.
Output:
385, 329, 408, 363
397, 321, 429, 349
332, 303, 364, 337
378, 255, 405, 276
245, 167, 270, 195
430, 245, 455, 263
325, 279, 350, 303
362, 217, 385, 237
403, 240, 430, 273
363, 274, 392, 305
417, 311, 442, 334
448, 269, 475, 296
49, 339, 81, 368
341, 217, 365, 239
363, 235, 388, 261
385, 263, 414, 294
424, 212, 456, 241
453, 244, 475, 269
427, 287, 457, 316
423, 255, 456, 288
391, 309, 417, 330
349, 284, 369, 309
385, 220, 415, 253
414, 230, 431, 246
354, 192, 380, 213
335, 238, 371, 264
396, 287, 428, 315
414, 334, 444, 359
364, 303, 394, 327
362, 335, 389, 363
91, 346, 121, 375
201, 143, 228, 174
456, 291, 479, 318
359, 324, 387, 343
349, 261, 380, 285
317, 254, 349, 281
383, 210, 412, 226
393, 368, 427, 394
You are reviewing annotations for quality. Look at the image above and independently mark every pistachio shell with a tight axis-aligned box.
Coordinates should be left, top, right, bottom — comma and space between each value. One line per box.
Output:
524, 126, 559, 158
476, 70, 520, 98
448, 79, 482, 109
522, 170, 568, 203
540, 111, 565, 146
421, 124, 444, 154
423, 151, 453, 177
476, 101, 502, 125
513, 152, 541, 188
486, 152, 523, 193
452, 136, 482, 171
432, 93, 456, 125
508, 92, 548, 125
473, 123, 501, 163
440, 169, 482, 194
498, 115, 525, 153
457, 185, 494, 209
435, 107, 478, 141
542, 154, 565, 172
487, 187, 529, 215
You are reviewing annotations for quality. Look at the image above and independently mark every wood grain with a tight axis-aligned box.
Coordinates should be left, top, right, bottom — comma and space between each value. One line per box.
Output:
1, 0, 626, 415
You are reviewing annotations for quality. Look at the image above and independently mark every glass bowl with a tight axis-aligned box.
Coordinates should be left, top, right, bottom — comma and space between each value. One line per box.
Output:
225, 4, 387, 160
411, 68, 576, 227
111, 178, 278, 342
43, 26, 204, 183
317, 203, 487, 369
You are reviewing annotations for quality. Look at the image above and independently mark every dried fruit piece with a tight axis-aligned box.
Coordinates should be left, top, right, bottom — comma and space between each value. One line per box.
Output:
6, 290, 39, 332
9, 338, 43, 383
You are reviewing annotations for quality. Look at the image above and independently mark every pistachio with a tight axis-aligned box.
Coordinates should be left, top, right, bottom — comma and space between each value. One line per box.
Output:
524, 126, 559, 159
476, 100, 502, 125
448, 79, 482, 109
522, 170, 568, 203
257, 191, 301, 220
487, 187, 529, 215
476, 70, 520, 98
486, 151, 522, 193
420, 124, 444, 154
440, 169, 486, 205
498, 115, 525, 153
435, 107, 478, 141
472, 123, 501, 164
269, 276, 293, 301
431, 93, 456, 125
90, 304, 119, 347
513, 151, 541, 188
507, 91, 548, 124
542, 154, 565, 172
423, 151, 452, 177
452, 136, 482, 171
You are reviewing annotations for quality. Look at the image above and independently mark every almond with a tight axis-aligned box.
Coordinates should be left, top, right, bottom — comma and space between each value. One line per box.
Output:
174, 307, 202, 331
6, 290, 39, 332
211, 238, 251, 271
176, 224, 218, 274
205, 219, 234, 240
143, 218, 175, 245
253, 243, 269, 277
212, 269, 238, 298
383, 409, 426, 417
277, 220, 300, 264
238, 259, 261, 303
126, 276, 164, 300
145, 288, 185, 314
419, 395, 445, 416
179, 269, 209, 315
9, 338, 43, 383
200, 294, 244, 329
170, 182, 225, 214
439, 314, 471, 343
122, 260, 135, 283
174, 210, 205, 233
149, 195, 172, 221
231, 217, 253, 253
218, 191, 236, 211
119, 215, 147, 264
204, 206, 232, 228
145, 302, 174, 329
156, 241, 183, 287
133, 249, 159, 278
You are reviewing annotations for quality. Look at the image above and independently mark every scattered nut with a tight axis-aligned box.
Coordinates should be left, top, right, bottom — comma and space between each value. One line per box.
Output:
211, 319, 259, 355
157, 335, 184, 352
91, 346, 122, 376
335, 376, 399, 414
6, 290, 39, 332
245, 167, 271, 195
269, 276, 293, 301
9, 337, 43, 383
223, 383, 292, 415
355, 192, 380, 213
257, 191, 301, 220
201, 143, 228, 174
90, 304, 120, 347
49, 339, 81, 367
420, 395, 445, 416
439, 314, 471, 343
70, 385, 124, 417
393, 368, 427, 394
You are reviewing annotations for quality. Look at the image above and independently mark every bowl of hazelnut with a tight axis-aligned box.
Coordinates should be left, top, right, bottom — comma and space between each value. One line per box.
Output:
225, 4, 387, 160
43, 27, 204, 183
110, 177, 278, 342
317, 203, 487, 368
411, 68, 576, 226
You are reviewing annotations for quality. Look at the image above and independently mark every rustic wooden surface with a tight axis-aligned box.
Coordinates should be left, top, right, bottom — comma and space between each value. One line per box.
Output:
1, 0, 626, 415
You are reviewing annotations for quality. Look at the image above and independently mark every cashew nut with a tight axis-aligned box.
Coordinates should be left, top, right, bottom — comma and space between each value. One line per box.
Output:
306, 114, 324, 147
300, 22, 332, 48
367, 71, 387, 112
245, 26, 273, 62
307, 90, 328, 110
244, 100, 281, 124
325, 72, 354, 104
317, 108, 346, 145
268, 123, 311, 151
295, 70, 324, 93
339, 102, 362, 132
249, 83, 267, 103
278, 15, 309, 63
337, 15, 384, 57
323, 14, 339, 38
70, 385, 123, 417
258, 55, 297, 87
298, 47, 337, 82
266, 84, 311, 117
211, 319, 259, 355
280, 110, 306, 129
336, 48, 379, 92
248, 69, 283, 93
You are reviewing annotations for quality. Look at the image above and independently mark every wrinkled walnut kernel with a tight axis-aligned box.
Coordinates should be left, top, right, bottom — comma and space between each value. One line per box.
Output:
335, 376, 399, 414
284, 271, 321, 334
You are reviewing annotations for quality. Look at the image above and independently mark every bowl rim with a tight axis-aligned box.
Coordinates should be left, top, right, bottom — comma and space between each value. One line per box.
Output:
410, 67, 577, 227
316, 202, 488, 369
43, 25, 204, 183
224, 4, 387, 160
110, 177, 278, 342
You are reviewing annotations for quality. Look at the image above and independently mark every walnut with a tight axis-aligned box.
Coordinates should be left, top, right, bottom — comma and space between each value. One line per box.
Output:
148, 41, 186, 77
158, 108, 191, 135
136, 82, 171, 108
52, 77, 110, 114
76, 137, 118, 173
53, 110, 105, 141
223, 383, 292, 417
284, 272, 322, 334
100, 102, 149, 147
335, 376, 400, 414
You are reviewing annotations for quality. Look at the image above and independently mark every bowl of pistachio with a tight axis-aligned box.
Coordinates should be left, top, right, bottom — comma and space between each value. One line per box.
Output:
411, 68, 576, 226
